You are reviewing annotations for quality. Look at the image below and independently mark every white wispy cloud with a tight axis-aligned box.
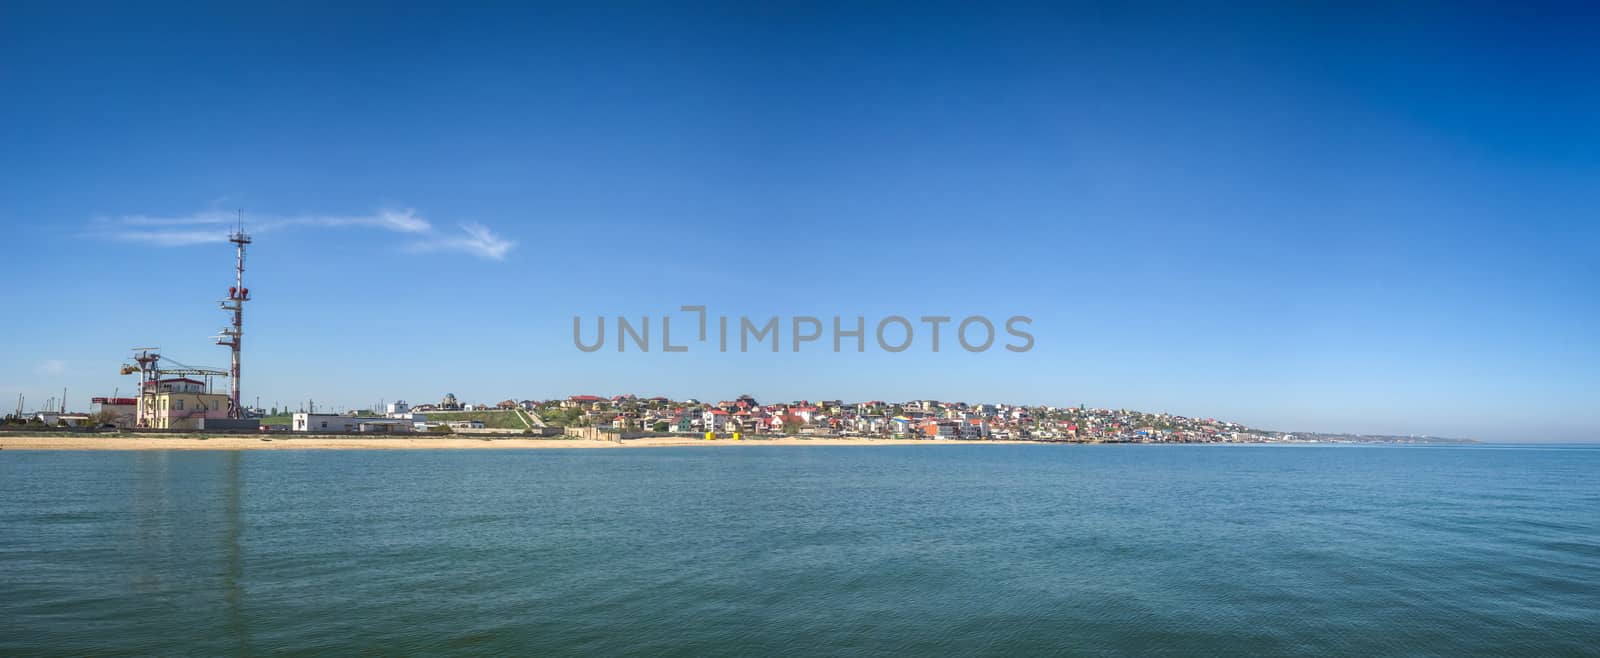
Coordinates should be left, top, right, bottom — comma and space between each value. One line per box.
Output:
33, 360, 65, 376
112, 229, 235, 246
94, 211, 234, 244
119, 213, 234, 227
272, 209, 433, 233
88, 208, 512, 259
407, 223, 517, 260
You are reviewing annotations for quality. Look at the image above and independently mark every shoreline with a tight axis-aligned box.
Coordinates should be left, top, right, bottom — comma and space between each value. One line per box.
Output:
0, 435, 1051, 451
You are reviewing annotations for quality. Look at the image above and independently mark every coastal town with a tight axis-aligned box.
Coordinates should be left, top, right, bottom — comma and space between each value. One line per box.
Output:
435, 393, 1468, 443
2, 388, 1466, 445
444, 393, 1280, 442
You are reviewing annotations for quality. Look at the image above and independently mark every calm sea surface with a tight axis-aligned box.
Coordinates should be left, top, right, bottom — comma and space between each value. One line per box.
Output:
1, 444, 1596, 656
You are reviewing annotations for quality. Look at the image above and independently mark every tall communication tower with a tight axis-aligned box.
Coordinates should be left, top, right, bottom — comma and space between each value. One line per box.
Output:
215, 213, 251, 419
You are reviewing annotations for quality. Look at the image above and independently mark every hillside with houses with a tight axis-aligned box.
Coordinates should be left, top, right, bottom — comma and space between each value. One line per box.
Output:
394, 393, 1449, 443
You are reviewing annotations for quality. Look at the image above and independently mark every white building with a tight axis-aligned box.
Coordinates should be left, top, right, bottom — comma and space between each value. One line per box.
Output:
384, 400, 426, 423
293, 413, 414, 433
702, 409, 729, 431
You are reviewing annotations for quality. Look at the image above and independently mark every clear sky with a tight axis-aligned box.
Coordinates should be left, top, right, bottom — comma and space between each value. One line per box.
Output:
2, 2, 1596, 441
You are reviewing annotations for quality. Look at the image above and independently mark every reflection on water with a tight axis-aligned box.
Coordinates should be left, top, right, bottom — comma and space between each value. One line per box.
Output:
2, 445, 1598, 655
131, 452, 170, 595
222, 451, 250, 655
129, 451, 251, 653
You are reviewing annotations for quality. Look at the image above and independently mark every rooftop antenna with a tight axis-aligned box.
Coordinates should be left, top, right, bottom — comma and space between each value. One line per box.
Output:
216, 210, 251, 419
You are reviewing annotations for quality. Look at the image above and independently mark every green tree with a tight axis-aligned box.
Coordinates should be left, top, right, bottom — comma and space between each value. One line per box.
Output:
652, 420, 669, 432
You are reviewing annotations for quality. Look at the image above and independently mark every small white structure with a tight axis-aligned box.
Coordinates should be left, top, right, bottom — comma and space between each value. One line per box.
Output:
417, 419, 486, 431
34, 412, 89, 427
384, 400, 426, 424
293, 413, 414, 433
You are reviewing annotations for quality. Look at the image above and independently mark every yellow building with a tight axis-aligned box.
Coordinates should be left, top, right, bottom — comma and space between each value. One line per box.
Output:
137, 378, 232, 430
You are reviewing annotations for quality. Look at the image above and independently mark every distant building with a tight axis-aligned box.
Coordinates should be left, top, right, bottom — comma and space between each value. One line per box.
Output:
564, 395, 603, 409
961, 419, 989, 439
34, 411, 90, 427
920, 421, 961, 439
702, 408, 729, 431
293, 413, 414, 433
385, 401, 427, 423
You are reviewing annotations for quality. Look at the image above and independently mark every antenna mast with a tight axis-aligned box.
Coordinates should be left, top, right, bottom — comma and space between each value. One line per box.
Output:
216, 210, 252, 419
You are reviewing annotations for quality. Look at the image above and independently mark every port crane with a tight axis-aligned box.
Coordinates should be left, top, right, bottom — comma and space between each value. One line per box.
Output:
121, 348, 230, 380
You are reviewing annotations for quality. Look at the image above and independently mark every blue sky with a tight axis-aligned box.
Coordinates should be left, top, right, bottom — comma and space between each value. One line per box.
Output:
2, 2, 1596, 441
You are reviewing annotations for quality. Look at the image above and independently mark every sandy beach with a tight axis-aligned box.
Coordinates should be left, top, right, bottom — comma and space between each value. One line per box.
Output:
0, 434, 1046, 451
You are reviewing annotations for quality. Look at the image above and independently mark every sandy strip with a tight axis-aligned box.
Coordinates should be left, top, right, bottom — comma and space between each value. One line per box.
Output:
0, 435, 1047, 451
